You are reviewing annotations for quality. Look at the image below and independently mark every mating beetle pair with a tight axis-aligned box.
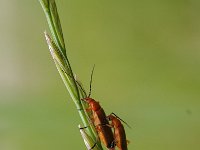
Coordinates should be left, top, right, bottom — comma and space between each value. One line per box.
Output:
82, 97, 129, 150
79, 67, 130, 150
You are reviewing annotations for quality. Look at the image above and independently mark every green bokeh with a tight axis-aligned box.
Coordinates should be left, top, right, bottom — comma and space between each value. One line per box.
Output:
0, 0, 200, 150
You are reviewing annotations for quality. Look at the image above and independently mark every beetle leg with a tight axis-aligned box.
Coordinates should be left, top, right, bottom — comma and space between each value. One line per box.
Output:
79, 126, 90, 129
108, 140, 116, 150
89, 142, 97, 150
111, 140, 116, 148
79, 125, 98, 150
107, 123, 114, 128
86, 106, 92, 112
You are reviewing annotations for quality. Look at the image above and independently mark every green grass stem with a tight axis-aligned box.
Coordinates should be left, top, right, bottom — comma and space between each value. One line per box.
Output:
38, 0, 103, 149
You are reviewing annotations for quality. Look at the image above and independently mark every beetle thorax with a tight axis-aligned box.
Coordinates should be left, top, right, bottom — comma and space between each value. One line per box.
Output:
83, 97, 101, 111
90, 100, 101, 111
112, 118, 122, 128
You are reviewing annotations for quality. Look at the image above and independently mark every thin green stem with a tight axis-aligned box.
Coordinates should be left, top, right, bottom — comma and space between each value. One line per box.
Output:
44, 30, 102, 149
38, 1, 103, 149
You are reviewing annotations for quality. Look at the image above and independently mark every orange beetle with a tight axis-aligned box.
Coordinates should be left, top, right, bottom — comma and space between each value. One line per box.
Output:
82, 98, 115, 150
78, 66, 115, 150
107, 113, 130, 150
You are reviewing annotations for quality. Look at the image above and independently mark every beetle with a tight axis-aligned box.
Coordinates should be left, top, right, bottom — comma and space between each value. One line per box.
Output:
107, 113, 130, 150
80, 66, 115, 150
82, 97, 115, 150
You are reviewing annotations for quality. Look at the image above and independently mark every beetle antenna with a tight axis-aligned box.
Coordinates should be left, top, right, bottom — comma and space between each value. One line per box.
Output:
111, 112, 131, 129
76, 79, 87, 97
59, 65, 88, 97
88, 64, 95, 98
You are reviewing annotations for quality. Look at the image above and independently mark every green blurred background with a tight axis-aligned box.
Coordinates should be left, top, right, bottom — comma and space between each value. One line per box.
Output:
0, 0, 200, 150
